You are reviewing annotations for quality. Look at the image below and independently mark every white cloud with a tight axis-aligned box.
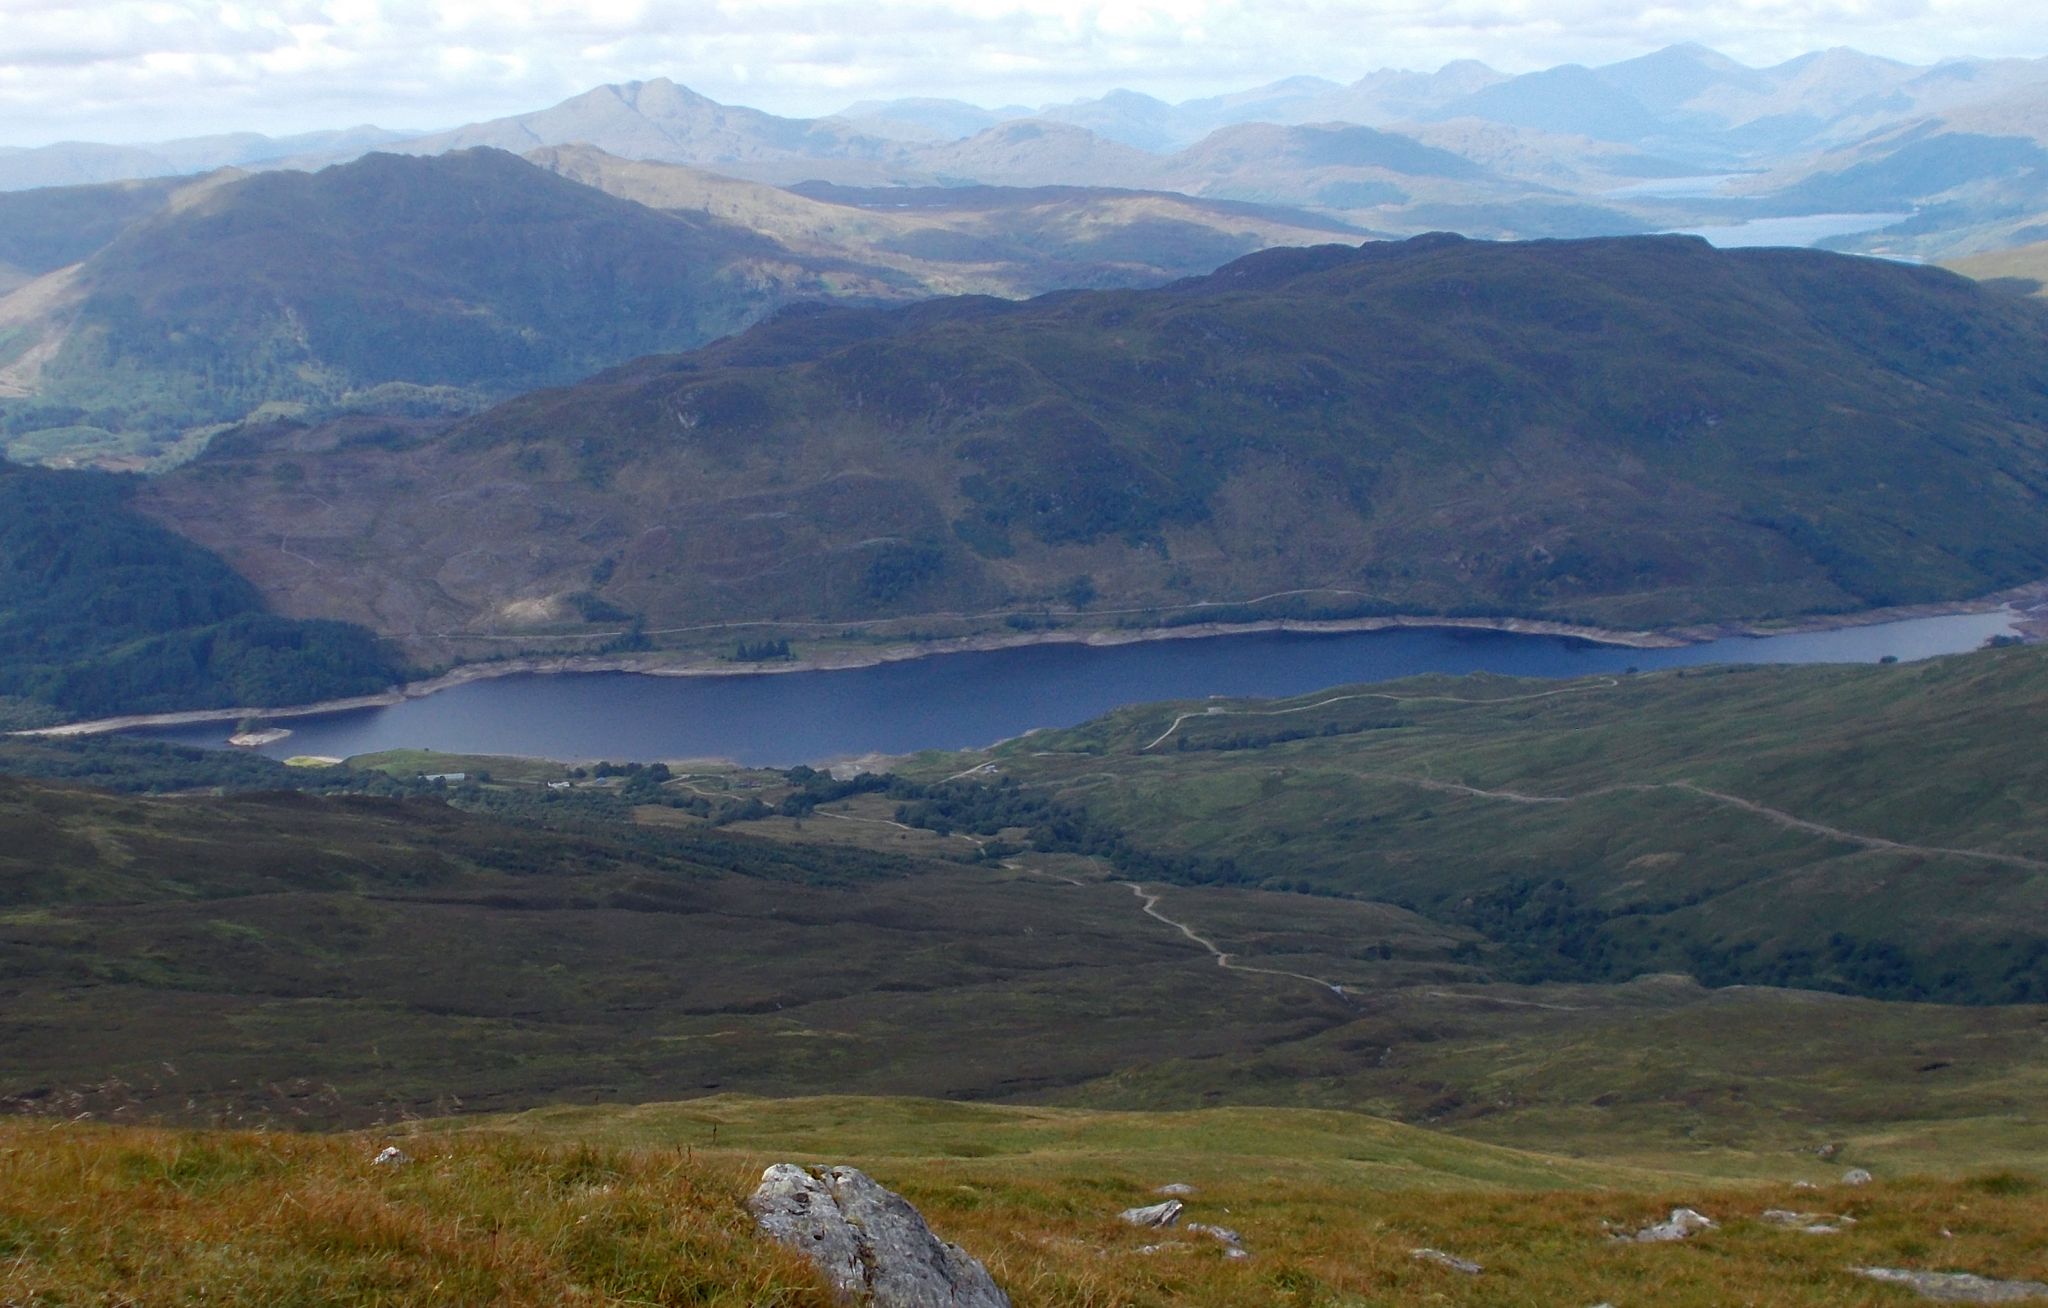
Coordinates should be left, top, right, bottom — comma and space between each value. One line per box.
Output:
0, 0, 2043, 145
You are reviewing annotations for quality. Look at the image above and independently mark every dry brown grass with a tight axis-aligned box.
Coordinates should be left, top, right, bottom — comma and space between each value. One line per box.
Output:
846, 1169, 2048, 1307
0, 1121, 832, 1306
5, 1114, 2045, 1306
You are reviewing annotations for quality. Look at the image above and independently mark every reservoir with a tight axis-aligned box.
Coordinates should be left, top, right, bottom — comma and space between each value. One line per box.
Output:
1673, 211, 1910, 248
136, 609, 2018, 766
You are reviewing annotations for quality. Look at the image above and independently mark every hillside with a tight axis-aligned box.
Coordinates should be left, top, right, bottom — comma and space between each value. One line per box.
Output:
892, 644, 2048, 1011
394, 77, 904, 184
5, 649, 2048, 1307
0, 148, 913, 464
528, 144, 1365, 297
0, 767, 1429, 1124
0, 174, 191, 293
10, 1112, 2043, 1307
0, 126, 414, 193
0, 146, 1368, 467
138, 233, 2048, 660
1946, 238, 2048, 296
0, 463, 404, 726
5, 648, 2048, 1165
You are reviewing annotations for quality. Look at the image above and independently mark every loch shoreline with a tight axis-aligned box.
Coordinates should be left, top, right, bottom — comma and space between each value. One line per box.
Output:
16, 584, 2042, 742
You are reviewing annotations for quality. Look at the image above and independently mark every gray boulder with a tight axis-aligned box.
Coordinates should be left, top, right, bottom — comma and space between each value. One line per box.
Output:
1628, 1207, 1716, 1242
1118, 1199, 1185, 1228
1842, 1167, 1875, 1186
1187, 1221, 1250, 1260
749, 1163, 1009, 1307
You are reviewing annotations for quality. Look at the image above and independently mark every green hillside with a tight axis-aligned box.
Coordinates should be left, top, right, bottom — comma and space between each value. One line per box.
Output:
6, 642, 2048, 1171
0, 149, 888, 461
0, 771, 1399, 1125
141, 234, 2048, 660
0, 173, 184, 289
0, 463, 405, 724
893, 644, 2048, 1007
0, 147, 1359, 467
5, 649, 2047, 1308
532, 144, 1365, 297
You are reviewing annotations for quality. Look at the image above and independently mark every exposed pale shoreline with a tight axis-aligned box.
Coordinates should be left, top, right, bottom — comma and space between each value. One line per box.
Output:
14, 586, 2038, 742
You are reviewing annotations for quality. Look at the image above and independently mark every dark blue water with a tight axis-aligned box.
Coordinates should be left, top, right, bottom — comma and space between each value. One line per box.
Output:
137, 610, 2017, 765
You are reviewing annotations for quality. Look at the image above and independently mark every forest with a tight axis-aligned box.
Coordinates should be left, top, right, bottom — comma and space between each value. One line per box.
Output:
0, 463, 409, 723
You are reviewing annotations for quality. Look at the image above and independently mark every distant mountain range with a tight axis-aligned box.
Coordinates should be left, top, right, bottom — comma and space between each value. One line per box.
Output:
8, 42, 2048, 470
8, 44, 2048, 261
137, 235, 2048, 656
0, 126, 412, 193
412, 44, 2046, 166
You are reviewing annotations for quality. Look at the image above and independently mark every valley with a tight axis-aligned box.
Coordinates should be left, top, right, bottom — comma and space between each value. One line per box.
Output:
4, 31, 2048, 1306
5, 644, 2048, 1303
6, 648, 2045, 1148
10, 42, 2048, 473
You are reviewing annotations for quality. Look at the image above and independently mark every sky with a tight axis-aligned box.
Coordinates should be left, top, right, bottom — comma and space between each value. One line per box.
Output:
2, 0, 2045, 148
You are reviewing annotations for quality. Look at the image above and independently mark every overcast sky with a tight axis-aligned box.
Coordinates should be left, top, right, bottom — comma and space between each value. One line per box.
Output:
2, 0, 2044, 148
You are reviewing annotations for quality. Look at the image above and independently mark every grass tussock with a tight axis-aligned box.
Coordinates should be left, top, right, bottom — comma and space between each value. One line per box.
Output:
0, 1121, 832, 1306
5, 1114, 2048, 1307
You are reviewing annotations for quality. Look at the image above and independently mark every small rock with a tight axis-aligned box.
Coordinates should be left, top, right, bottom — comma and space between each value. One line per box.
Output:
1118, 1199, 1184, 1229
1794, 1180, 1820, 1190
1842, 1168, 1875, 1186
749, 1163, 1010, 1307
371, 1146, 409, 1167
1816, 1143, 1842, 1160
1411, 1247, 1483, 1275
1186, 1221, 1248, 1258
1761, 1209, 1853, 1235
1630, 1207, 1716, 1242
1851, 1266, 2048, 1303
1154, 1182, 1196, 1197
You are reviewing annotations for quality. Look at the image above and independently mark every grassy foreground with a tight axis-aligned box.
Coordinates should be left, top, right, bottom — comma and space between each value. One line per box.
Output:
4, 1101, 2046, 1307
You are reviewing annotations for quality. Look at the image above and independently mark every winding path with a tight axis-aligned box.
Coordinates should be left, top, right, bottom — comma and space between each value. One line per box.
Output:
1370, 774, 2048, 872
1123, 672, 2039, 870
1120, 882, 1354, 1000
1139, 679, 1622, 751
1016, 866, 1352, 1000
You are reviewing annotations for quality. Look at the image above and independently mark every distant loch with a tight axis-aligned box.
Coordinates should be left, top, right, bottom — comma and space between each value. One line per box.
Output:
133, 609, 2019, 766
